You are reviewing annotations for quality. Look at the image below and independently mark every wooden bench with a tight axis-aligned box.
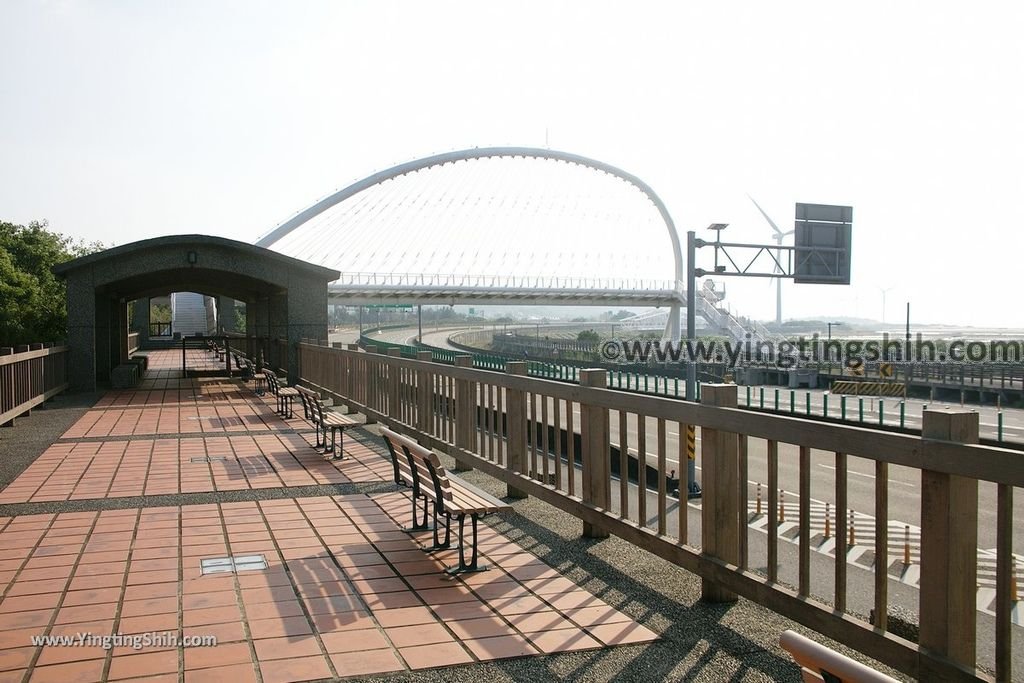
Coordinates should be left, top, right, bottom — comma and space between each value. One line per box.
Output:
264, 370, 299, 418
382, 429, 511, 574
206, 339, 224, 361
381, 428, 433, 533
296, 386, 360, 458
245, 358, 267, 395
780, 630, 898, 683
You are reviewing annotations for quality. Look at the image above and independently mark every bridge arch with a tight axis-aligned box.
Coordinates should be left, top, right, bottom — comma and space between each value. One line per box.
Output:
257, 147, 684, 310
53, 235, 339, 390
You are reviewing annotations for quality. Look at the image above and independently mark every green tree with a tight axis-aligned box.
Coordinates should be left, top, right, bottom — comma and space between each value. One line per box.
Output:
577, 329, 600, 344
151, 303, 172, 324
0, 220, 104, 347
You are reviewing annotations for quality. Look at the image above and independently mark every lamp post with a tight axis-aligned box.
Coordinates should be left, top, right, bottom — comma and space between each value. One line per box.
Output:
827, 321, 842, 341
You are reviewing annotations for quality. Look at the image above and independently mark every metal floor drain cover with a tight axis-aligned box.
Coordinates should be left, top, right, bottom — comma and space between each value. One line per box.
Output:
200, 554, 267, 575
232, 555, 269, 572
189, 456, 227, 463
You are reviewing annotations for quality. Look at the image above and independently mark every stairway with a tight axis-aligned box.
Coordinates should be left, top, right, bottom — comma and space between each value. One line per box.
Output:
171, 292, 214, 336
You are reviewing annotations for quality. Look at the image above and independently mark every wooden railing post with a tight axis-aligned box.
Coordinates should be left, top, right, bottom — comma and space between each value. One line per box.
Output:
416, 351, 433, 435
701, 383, 741, 603
362, 345, 378, 423
919, 408, 979, 675
453, 355, 475, 471
505, 362, 528, 499
345, 344, 359, 410
1, 348, 12, 427
580, 369, 610, 539
386, 348, 402, 420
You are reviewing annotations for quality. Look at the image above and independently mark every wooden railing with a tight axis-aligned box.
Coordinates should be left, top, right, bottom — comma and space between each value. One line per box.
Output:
222, 335, 289, 377
297, 343, 1021, 682
0, 343, 69, 427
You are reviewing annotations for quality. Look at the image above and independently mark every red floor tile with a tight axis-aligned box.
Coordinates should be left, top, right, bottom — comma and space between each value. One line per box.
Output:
252, 635, 322, 661
184, 641, 253, 670
464, 634, 539, 660
399, 641, 474, 669
328, 648, 404, 677
526, 628, 602, 654
184, 662, 258, 683
385, 623, 455, 648
319, 628, 391, 654
258, 655, 332, 683
29, 659, 106, 683
108, 649, 180, 680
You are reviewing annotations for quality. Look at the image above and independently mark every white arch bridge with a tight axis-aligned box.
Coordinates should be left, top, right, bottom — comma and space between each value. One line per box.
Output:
256, 147, 774, 342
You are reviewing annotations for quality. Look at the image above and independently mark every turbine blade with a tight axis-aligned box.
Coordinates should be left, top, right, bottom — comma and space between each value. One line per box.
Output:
747, 195, 785, 238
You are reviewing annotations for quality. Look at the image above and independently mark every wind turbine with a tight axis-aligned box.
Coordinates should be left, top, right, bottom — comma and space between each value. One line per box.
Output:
878, 285, 894, 324
748, 196, 794, 325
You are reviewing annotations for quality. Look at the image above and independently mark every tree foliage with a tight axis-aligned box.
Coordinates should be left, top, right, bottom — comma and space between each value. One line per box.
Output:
151, 303, 172, 324
0, 220, 104, 347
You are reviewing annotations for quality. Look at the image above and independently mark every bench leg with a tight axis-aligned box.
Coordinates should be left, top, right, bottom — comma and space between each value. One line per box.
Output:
314, 422, 323, 449
402, 495, 433, 533
421, 503, 453, 552
446, 514, 486, 574
330, 427, 343, 460
324, 427, 341, 459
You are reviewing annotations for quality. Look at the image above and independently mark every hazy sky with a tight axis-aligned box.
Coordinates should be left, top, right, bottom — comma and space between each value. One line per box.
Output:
2, 2, 1022, 327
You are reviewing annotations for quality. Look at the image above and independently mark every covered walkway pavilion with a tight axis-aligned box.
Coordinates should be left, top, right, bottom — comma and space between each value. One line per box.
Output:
0, 350, 855, 682
52, 235, 339, 392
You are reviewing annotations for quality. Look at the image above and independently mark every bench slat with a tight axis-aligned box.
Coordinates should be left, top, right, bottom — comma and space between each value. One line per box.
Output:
322, 413, 359, 426
399, 440, 509, 515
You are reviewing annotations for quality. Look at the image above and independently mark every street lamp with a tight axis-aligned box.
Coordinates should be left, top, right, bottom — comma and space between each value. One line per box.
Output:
827, 321, 842, 341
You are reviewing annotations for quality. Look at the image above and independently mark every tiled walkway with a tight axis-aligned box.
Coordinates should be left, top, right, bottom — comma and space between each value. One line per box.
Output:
0, 350, 658, 682
0, 435, 393, 503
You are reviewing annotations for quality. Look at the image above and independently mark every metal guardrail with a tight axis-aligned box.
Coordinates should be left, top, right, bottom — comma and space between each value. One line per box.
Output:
810, 361, 1024, 390
298, 342, 1019, 682
0, 343, 68, 427
830, 381, 907, 397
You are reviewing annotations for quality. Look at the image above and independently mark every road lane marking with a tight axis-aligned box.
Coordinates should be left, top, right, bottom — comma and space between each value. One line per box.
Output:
817, 463, 914, 488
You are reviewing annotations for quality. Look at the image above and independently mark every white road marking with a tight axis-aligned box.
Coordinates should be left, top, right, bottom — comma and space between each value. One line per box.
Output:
817, 463, 915, 488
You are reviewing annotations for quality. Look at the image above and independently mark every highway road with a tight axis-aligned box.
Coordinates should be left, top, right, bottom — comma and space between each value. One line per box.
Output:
333, 324, 489, 350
